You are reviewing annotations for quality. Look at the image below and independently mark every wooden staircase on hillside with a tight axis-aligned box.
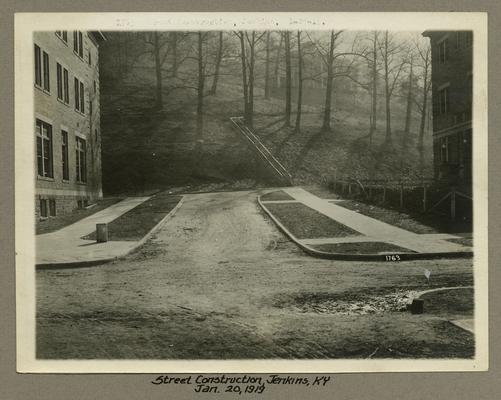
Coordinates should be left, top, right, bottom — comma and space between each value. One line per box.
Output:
230, 116, 293, 186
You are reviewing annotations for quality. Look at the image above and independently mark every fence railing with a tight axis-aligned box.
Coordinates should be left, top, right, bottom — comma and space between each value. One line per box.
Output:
230, 116, 293, 186
330, 176, 472, 221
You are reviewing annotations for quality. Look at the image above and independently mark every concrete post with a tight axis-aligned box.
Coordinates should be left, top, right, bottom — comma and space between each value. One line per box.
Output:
410, 298, 424, 314
96, 223, 108, 243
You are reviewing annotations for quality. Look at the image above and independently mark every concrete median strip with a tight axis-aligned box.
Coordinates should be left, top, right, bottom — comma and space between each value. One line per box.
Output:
258, 187, 473, 261
36, 196, 184, 268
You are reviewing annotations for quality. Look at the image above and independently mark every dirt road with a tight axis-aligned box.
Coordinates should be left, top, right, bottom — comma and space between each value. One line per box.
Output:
37, 190, 474, 359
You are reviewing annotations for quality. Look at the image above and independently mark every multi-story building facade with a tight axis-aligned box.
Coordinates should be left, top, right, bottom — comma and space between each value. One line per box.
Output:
34, 31, 106, 222
422, 30, 473, 189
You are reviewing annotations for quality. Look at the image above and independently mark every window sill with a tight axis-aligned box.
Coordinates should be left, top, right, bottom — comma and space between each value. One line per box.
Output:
74, 109, 86, 117
55, 32, 69, 46
37, 175, 54, 182
62, 179, 70, 184
73, 51, 84, 61
34, 84, 51, 96
57, 98, 70, 107
76, 181, 87, 186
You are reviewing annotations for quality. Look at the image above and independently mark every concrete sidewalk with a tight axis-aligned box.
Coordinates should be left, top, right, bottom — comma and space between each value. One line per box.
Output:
281, 187, 470, 254
36, 197, 150, 266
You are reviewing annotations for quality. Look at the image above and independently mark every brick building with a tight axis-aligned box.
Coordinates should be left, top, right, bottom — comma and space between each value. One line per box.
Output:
34, 31, 106, 222
422, 30, 473, 190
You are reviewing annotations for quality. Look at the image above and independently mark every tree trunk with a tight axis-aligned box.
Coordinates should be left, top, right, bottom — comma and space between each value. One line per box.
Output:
171, 32, 178, 78
248, 32, 256, 128
264, 31, 271, 99
153, 32, 163, 109
369, 31, 378, 146
294, 31, 303, 132
273, 33, 283, 89
238, 32, 249, 124
196, 31, 204, 140
322, 31, 335, 132
402, 58, 413, 149
418, 53, 430, 174
383, 31, 392, 143
284, 31, 292, 127
383, 31, 391, 143
210, 31, 223, 95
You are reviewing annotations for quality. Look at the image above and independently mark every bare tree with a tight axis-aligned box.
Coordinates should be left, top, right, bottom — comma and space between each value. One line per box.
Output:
284, 31, 292, 127
171, 32, 178, 78
321, 31, 339, 132
379, 31, 406, 143
273, 33, 283, 89
294, 31, 304, 133
402, 53, 414, 149
368, 31, 379, 145
196, 31, 205, 140
153, 32, 163, 109
236, 31, 266, 127
209, 31, 224, 95
414, 39, 432, 174
264, 31, 271, 99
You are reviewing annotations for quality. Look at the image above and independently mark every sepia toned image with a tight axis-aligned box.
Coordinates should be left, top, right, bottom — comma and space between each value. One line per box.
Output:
15, 13, 488, 373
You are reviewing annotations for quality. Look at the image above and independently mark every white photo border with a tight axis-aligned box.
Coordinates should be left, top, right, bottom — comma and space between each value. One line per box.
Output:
15, 12, 488, 373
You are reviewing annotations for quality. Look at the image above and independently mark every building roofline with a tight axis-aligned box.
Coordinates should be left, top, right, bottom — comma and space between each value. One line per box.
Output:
89, 31, 107, 45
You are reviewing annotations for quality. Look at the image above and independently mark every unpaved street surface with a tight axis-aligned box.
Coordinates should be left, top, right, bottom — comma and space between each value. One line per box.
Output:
37, 190, 474, 359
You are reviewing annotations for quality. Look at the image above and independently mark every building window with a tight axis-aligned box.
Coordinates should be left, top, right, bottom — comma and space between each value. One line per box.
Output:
34, 44, 42, 86
74, 78, 85, 114
440, 137, 449, 163
438, 39, 448, 64
63, 69, 69, 103
455, 32, 461, 49
439, 86, 449, 114
463, 129, 472, 164
76, 137, 87, 183
35, 47, 50, 91
42, 51, 50, 91
56, 63, 63, 100
49, 199, 57, 217
56, 31, 68, 43
93, 80, 97, 93
73, 31, 84, 59
56, 63, 69, 103
88, 50, 92, 66
36, 119, 53, 178
464, 31, 473, 48
80, 81, 85, 113
39, 199, 48, 218
62, 130, 69, 180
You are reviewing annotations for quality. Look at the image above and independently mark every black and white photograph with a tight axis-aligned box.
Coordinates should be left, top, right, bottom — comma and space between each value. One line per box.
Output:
15, 12, 488, 373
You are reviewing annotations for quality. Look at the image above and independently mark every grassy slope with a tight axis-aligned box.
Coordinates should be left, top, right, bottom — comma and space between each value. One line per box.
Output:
100, 72, 434, 195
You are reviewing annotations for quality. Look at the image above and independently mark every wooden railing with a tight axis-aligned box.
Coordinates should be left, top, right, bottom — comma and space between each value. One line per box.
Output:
230, 116, 293, 186
331, 176, 471, 221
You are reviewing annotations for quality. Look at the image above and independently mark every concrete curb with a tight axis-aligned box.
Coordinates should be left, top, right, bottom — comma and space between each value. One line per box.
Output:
415, 286, 474, 299
414, 286, 475, 335
36, 196, 185, 269
257, 195, 473, 262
